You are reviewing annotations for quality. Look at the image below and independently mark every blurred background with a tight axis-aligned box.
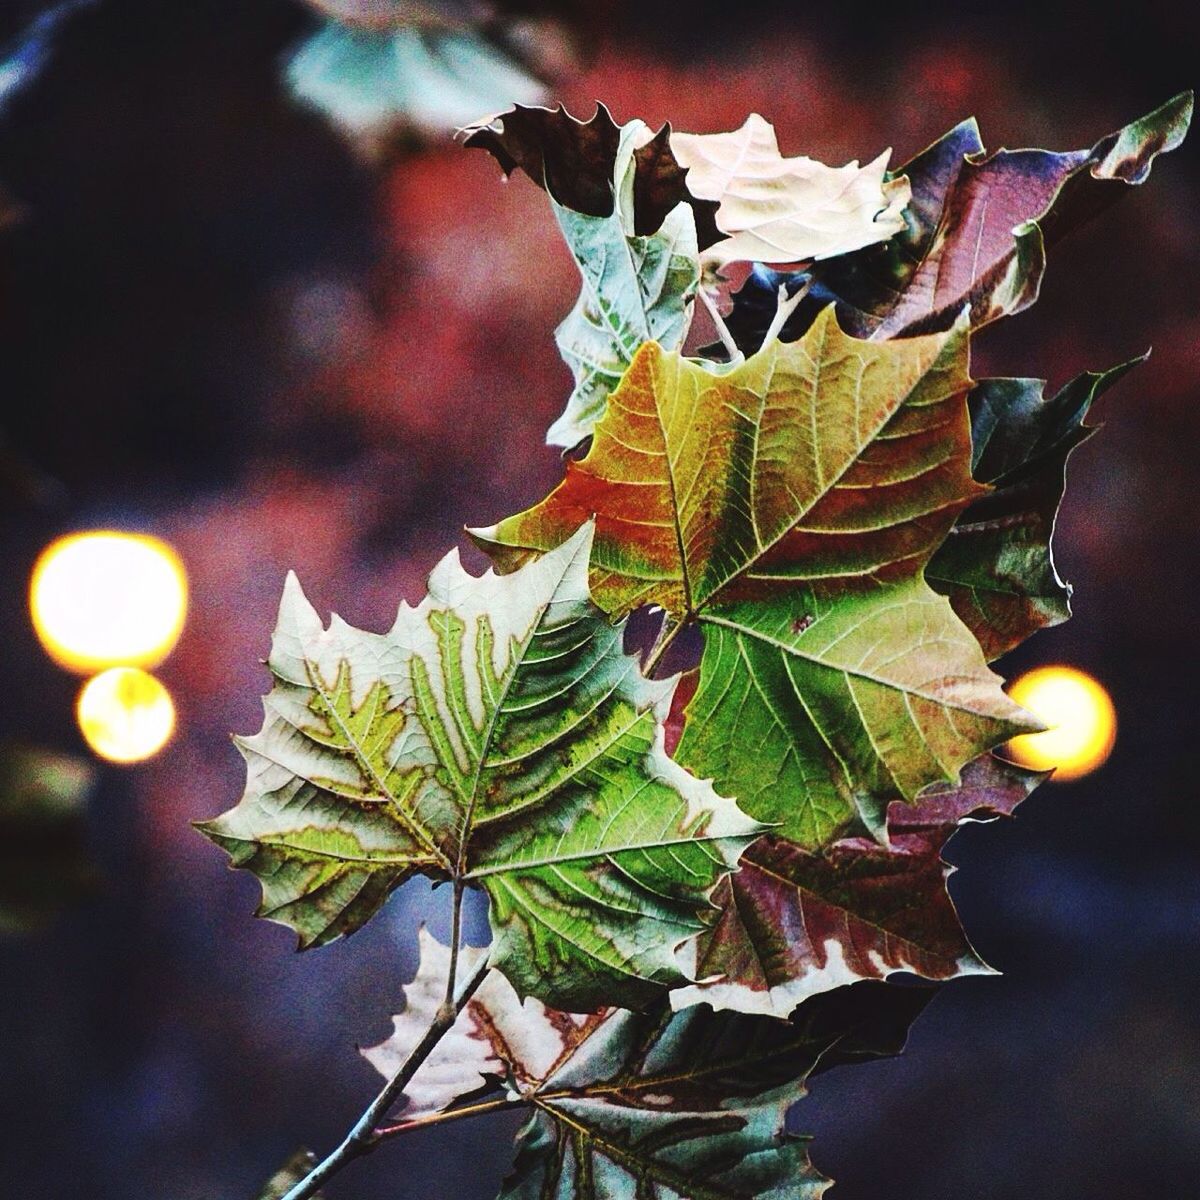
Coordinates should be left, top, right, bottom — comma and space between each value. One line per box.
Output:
0, 1, 1196, 1196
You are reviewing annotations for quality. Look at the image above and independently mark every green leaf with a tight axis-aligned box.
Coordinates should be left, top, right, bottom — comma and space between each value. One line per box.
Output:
928, 359, 1142, 658
466, 105, 703, 449
723, 92, 1192, 349
369, 932, 933, 1199
673, 755, 1043, 1018
676, 580, 1035, 846
287, 19, 548, 152
0, 744, 97, 934
198, 524, 760, 1011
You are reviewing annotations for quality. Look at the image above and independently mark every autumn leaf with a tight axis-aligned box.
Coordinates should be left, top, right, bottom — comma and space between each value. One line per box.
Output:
467, 105, 705, 448
496, 985, 930, 1200
474, 308, 1037, 843
928, 358, 1143, 658
197, 524, 760, 1012
464, 102, 721, 242
670, 113, 911, 268
672, 755, 1044, 1019
369, 932, 934, 1199
472, 306, 982, 620
722, 92, 1192, 350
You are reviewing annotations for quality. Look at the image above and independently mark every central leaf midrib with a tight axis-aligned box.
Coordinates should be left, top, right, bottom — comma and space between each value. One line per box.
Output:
697, 609, 992, 719
464, 829, 725, 881
679, 323, 940, 615
653, 352, 697, 617
451, 549, 580, 875
309, 669, 449, 869
537, 1034, 824, 1103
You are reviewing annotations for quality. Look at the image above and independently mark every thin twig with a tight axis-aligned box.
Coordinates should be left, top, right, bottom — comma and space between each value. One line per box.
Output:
278, 910, 488, 1200
698, 286, 743, 363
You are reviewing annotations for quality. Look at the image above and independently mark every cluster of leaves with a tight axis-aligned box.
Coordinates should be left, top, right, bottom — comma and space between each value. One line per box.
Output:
212, 91, 1190, 1199
288, 0, 582, 157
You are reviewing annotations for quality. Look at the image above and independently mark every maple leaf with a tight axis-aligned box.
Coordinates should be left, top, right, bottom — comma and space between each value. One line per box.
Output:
928, 357, 1143, 659
472, 306, 982, 620
672, 755, 1044, 1019
670, 113, 911, 268
546, 121, 700, 449
287, 17, 549, 152
467, 105, 706, 449
675, 581, 1036, 846
463, 102, 721, 243
473, 308, 1038, 844
722, 92, 1192, 350
197, 525, 760, 1012
368, 931, 934, 1198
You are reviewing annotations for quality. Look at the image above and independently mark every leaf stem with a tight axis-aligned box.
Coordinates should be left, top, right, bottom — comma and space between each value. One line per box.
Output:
374, 1094, 528, 1141
698, 286, 743, 363
761, 280, 811, 347
644, 614, 685, 678
278, 902, 488, 1200
444, 881, 464, 1013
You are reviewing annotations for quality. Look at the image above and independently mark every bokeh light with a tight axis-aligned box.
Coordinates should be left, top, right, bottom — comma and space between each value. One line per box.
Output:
1007, 665, 1117, 781
75, 667, 176, 764
29, 531, 188, 674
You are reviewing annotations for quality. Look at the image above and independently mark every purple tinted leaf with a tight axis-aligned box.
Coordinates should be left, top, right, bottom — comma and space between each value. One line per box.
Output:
673, 756, 1043, 1019
929, 358, 1143, 658
464, 102, 720, 242
499, 983, 931, 1199
723, 92, 1191, 351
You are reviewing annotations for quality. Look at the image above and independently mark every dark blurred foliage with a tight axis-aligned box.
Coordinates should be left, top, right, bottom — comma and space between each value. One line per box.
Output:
0, 1, 1197, 1198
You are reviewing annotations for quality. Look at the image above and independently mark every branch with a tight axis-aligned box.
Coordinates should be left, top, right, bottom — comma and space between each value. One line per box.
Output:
279, 917, 489, 1200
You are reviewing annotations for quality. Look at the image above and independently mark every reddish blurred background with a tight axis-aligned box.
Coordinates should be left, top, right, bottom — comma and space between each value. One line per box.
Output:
0, 1, 1197, 1196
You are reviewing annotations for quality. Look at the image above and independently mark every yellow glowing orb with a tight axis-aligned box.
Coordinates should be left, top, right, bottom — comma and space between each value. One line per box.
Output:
76, 667, 176, 764
1007, 665, 1116, 781
30, 531, 188, 673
